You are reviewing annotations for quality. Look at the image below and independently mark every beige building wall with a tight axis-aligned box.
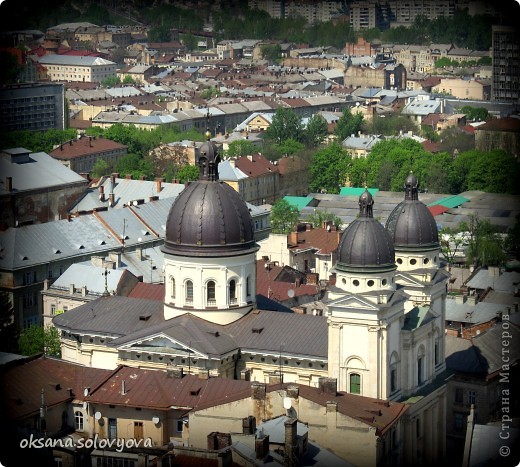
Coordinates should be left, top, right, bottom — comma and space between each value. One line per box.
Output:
188, 387, 393, 466
433, 78, 486, 100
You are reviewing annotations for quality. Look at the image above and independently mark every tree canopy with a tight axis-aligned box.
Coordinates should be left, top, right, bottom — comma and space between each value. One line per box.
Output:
304, 114, 328, 148
265, 108, 303, 145
270, 199, 300, 234
334, 108, 364, 142
309, 142, 351, 194
18, 325, 61, 358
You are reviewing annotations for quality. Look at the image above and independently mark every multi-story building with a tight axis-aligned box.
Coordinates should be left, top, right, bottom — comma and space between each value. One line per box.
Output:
491, 25, 520, 103
37, 55, 117, 83
387, 0, 455, 27
348, 0, 381, 30
0, 82, 65, 132
0, 147, 89, 230
49, 135, 128, 174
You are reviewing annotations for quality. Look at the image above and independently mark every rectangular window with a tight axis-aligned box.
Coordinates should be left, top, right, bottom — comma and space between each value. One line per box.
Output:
51, 304, 56, 316
468, 390, 476, 407
390, 368, 397, 393
455, 388, 463, 404
176, 420, 184, 432
108, 418, 117, 439
454, 412, 465, 432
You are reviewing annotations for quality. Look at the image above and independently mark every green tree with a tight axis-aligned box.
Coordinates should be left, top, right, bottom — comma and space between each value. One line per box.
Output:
304, 114, 328, 148
265, 108, 303, 144
92, 159, 110, 178
270, 199, 300, 234
275, 138, 305, 156
461, 215, 506, 267
306, 209, 342, 229
365, 114, 417, 136
177, 164, 199, 183
505, 214, 520, 260
18, 325, 61, 358
148, 25, 171, 42
334, 107, 364, 142
439, 226, 468, 267
225, 140, 257, 157
309, 142, 351, 194
0, 292, 17, 353
200, 86, 221, 99
101, 75, 121, 88
182, 33, 197, 51
260, 44, 281, 63
460, 105, 489, 122
122, 75, 137, 85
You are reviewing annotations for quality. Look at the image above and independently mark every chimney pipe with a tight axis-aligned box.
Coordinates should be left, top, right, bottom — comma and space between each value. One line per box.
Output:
121, 380, 126, 395
108, 193, 115, 207
156, 177, 163, 193
99, 185, 105, 201
284, 418, 298, 467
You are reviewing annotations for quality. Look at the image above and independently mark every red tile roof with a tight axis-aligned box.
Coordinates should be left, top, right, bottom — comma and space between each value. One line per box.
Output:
1, 356, 111, 421
128, 282, 165, 301
475, 117, 520, 132
428, 205, 449, 216
86, 366, 253, 410
288, 226, 341, 255
234, 154, 279, 178
256, 259, 318, 300
50, 136, 127, 160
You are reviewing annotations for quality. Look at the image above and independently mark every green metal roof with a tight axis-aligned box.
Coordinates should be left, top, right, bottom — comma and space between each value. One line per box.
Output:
402, 306, 431, 331
283, 196, 314, 211
339, 187, 379, 197
427, 195, 469, 209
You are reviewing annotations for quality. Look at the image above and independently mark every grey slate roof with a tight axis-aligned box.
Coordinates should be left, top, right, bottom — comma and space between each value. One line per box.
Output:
0, 150, 87, 194
445, 322, 520, 375
52, 296, 164, 338
466, 269, 520, 294
52, 295, 328, 361
50, 263, 129, 295
38, 55, 116, 66
0, 215, 120, 270
445, 297, 508, 324
71, 177, 185, 212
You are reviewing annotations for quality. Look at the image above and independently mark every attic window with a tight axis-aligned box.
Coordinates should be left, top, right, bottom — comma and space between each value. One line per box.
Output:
252, 327, 263, 334
78, 245, 85, 250
139, 313, 151, 321
99, 240, 106, 245
190, 388, 201, 396
53, 249, 61, 254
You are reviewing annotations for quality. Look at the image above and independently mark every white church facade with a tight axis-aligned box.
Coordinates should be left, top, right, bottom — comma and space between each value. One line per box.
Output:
53, 136, 448, 465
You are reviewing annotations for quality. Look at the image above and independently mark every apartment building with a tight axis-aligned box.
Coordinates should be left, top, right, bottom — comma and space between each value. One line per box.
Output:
49, 135, 128, 174
0, 82, 65, 131
38, 55, 117, 83
491, 25, 520, 103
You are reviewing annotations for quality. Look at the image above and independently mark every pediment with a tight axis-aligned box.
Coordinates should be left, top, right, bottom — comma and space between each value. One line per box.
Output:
118, 333, 206, 358
395, 272, 425, 287
327, 294, 380, 312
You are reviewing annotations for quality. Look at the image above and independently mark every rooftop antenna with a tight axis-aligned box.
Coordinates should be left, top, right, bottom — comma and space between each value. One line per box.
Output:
102, 268, 111, 296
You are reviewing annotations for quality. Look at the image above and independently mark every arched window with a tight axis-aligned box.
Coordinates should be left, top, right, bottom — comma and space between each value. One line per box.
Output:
75, 411, 84, 431
349, 373, 361, 395
229, 279, 237, 305
185, 280, 193, 305
389, 352, 399, 394
170, 276, 175, 300
207, 281, 216, 306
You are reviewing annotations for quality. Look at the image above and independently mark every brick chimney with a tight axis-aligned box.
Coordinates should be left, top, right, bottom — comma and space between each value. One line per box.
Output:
242, 416, 256, 434
156, 177, 163, 193
318, 377, 337, 396
251, 382, 266, 400
284, 417, 298, 467
255, 433, 270, 460
99, 185, 105, 201
108, 193, 115, 206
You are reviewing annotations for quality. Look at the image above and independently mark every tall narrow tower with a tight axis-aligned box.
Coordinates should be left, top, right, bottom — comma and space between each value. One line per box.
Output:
162, 132, 259, 324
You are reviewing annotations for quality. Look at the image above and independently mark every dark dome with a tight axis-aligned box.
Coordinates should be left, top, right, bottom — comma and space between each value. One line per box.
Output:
336, 189, 395, 272
385, 173, 439, 249
162, 180, 256, 257
162, 131, 256, 257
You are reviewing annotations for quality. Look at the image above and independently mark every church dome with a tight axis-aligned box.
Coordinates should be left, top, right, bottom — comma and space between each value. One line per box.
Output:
385, 173, 439, 249
162, 135, 256, 258
336, 189, 395, 272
